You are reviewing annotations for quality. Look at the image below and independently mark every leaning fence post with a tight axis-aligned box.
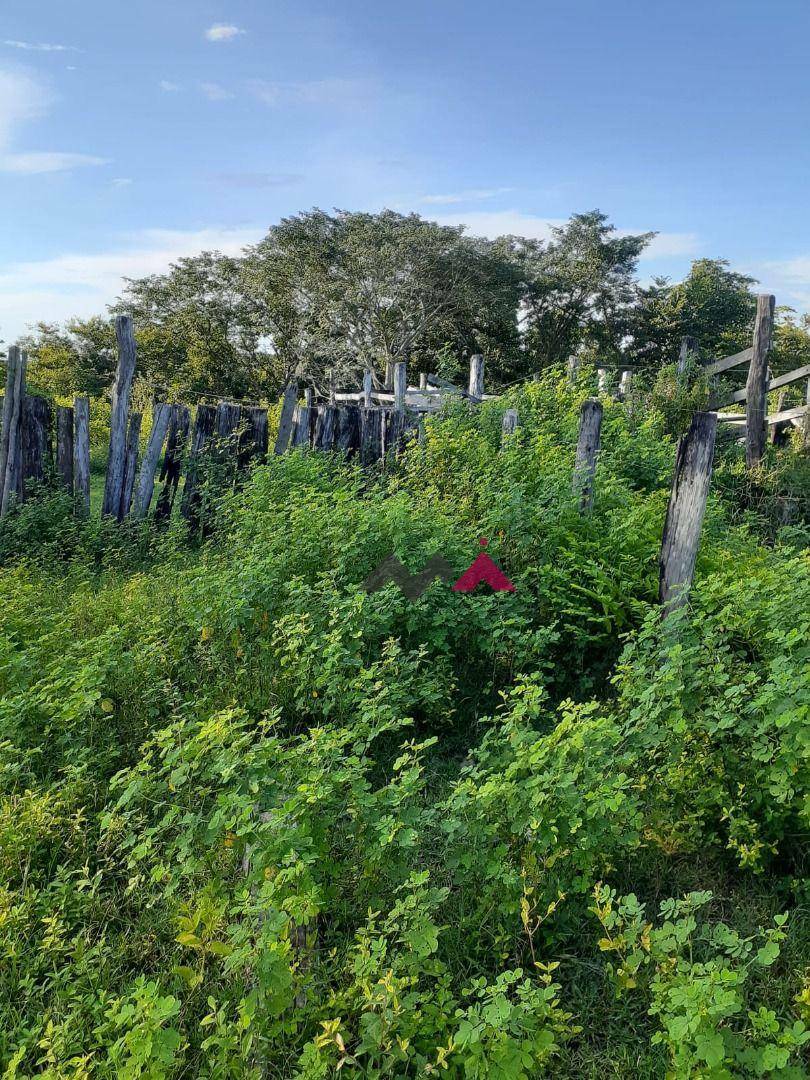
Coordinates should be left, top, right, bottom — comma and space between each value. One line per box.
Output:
745, 294, 776, 469
658, 411, 718, 611
468, 354, 485, 401
56, 405, 74, 493
274, 380, 298, 454
677, 335, 698, 375
501, 408, 520, 445
572, 398, 603, 513
102, 316, 137, 517
133, 403, 172, 519
73, 397, 91, 513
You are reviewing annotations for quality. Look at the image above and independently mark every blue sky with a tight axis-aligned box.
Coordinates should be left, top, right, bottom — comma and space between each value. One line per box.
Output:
1, 0, 809, 344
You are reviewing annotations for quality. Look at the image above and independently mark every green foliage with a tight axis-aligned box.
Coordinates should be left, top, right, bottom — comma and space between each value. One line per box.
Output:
0, 374, 808, 1076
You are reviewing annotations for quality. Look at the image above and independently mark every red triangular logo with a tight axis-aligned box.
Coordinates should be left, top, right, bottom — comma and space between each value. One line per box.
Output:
452, 539, 515, 593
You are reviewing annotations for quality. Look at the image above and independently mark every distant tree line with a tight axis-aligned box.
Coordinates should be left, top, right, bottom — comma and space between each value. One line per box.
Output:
11, 208, 810, 401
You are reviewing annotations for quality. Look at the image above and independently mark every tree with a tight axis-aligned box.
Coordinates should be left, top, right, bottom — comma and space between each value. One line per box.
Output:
243, 209, 523, 391
508, 211, 653, 370
631, 259, 757, 370
19, 317, 118, 398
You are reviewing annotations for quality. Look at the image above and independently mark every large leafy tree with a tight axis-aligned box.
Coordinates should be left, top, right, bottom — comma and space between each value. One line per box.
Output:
631, 259, 757, 370
506, 211, 653, 370
243, 209, 523, 391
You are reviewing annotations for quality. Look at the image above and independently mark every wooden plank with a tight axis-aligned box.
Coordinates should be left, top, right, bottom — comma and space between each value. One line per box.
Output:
313, 405, 337, 450
714, 362, 810, 407
155, 404, 190, 520
240, 406, 269, 465
102, 315, 138, 517
384, 408, 405, 457
215, 400, 241, 441
1, 349, 27, 516
21, 395, 53, 494
180, 404, 216, 521
73, 396, 91, 513
118, 412, 142, 519
274, 381, 298, 454
335, 405, 361, 455
659, 411, 717, 610
468, 354, 485, 401
360, 407, 383, 464
704, 346, 753, 376
292, 404, 312, 447
572, 398, 603, 513
133, 403, 172, 519
0, 346, 20, 509
745, 295, 776, 468
769, 392, 788, 447
767, 404, 807, 425
501, 408, 519, 444
56, 406, 74, 493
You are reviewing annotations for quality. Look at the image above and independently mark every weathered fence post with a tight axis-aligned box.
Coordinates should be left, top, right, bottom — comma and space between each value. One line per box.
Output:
384, 360, 393, 391
393, 362, 407, 411
745, 294, 776, 468
566, 355, 579, 385
677, 335, 699, 375
155, 404, 190, 520
658, 411, 718, 611
501, 408, 520, 445
618, 369, 632, 399
56, 405, 74, 492
360, 408, 383, 464
180, 404, 216, 522
769, 391, 788, 447
597, 368, 608, 395
0, 346, 26, 516
362, 370, 373, 407
133, 403, 172, 519
335, 405, 361, 455
240, 407, 269, 465
292, 392, 312, 448
468, 354, 485, 401
274, 381, 298, 454
572, 398, 603, 513
102, 316, 137, 517
805, 377, 810, 451
21, 395, 53, 494
73, 397, 91, 513
119, 412, 142, 519
314, 405, 337, 450
419, 372, 428, 391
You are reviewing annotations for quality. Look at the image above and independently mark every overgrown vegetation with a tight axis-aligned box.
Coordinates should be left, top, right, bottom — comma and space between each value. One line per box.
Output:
1, 374, 808, 1077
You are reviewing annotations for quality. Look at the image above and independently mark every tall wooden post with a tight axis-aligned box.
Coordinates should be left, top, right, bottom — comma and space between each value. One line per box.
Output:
501, 408, 520, 445
181, 404, 216, 522
21, 395, 54, 493
572, 398, 603, 513
362, 370, 373, 407
56, 405, 74, 492
133, 403, 172, 518
274, 381, 298, 454
745, 294, 776, 468
659, 411, 718, 611
468, 354, 485, 401
102, 315, 137, 517
393, 361, 407, 411
73, 397, 91, 513
0, 348, 27, 516
0, 346, 20, 509
677, 335, 698, 375
155, 404, 190, 520
419, 372, 428, 391
313, 405, 337, 450
618, 370, 632, 399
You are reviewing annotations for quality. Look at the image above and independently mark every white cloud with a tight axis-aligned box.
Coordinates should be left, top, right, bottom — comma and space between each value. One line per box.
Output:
636, 231, 700, 261
3, 39, 79, 53
420, 187, 514, 205
205, 24, 245, 42
200, 81, 234, 101
250, 78, 367, 110
0, 226, 264, 343
159, 79, 181, 92
111, 177, 133, 187
0, 65, 107, 174
756, 256, 810, 313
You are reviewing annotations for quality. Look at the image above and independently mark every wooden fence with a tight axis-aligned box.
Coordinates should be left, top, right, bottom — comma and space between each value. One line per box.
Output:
0, 294, 804, 610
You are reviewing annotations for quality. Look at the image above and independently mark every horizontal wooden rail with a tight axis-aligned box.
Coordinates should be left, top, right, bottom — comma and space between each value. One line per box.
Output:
704, 346, 754, 376
714, 362, 810, 407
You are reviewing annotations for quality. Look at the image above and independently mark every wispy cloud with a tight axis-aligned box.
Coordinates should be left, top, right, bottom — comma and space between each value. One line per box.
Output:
3, 39, 79, 53
757, 255, 810, 312
420, 187, 514, 205
0, 66, 108, 174
205, 24, 245, 42
250, 78, 367, 110
200, 81, 234, 101
0, 226, 264, 342
159, 79, 181, 92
